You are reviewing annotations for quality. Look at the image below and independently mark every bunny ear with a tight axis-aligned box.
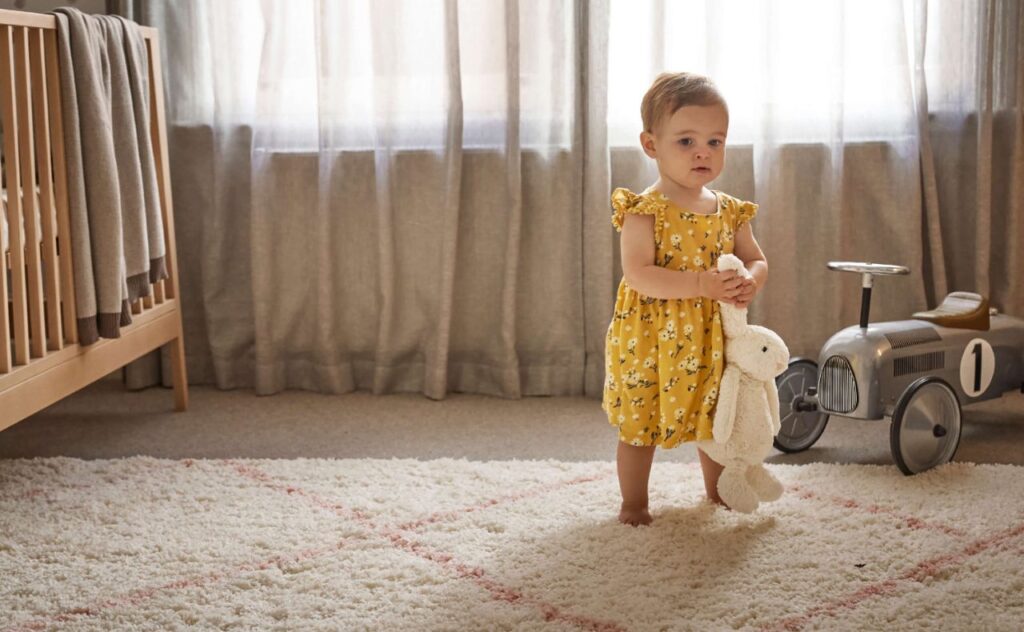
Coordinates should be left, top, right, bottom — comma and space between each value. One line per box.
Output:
717, 254, 746, 274
716, 253, 751, 338
719, 302, 748, 338
712, 365, 741, 443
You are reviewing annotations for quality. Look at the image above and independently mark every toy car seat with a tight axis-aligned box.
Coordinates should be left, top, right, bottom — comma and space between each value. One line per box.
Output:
912, 291, 990, 331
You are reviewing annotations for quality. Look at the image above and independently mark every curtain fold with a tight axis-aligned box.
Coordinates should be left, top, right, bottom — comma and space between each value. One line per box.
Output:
913, 0, 948, 309
498, 0, 524, 398
980, 0, 1023, 312
580, 0, 612, 397
119, 0, 1020, 399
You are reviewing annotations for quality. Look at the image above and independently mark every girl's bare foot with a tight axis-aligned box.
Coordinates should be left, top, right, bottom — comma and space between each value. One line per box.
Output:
618, 503, 652, 526
707, 495, 731, 510
616, 441, 656, 527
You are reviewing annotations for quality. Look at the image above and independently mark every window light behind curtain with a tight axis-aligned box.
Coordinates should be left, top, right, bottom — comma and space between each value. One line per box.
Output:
179, 0, 974, 149
608, 0, 926, 146
181, 0, 573, 150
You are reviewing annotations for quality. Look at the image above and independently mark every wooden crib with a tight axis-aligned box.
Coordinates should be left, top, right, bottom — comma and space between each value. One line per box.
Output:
0, 9, 187, 432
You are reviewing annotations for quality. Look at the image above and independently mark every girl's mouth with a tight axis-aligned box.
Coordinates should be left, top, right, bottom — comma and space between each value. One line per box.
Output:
693, 166, 711, 173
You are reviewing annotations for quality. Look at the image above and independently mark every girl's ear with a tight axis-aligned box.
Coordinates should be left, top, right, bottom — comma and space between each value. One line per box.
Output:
640, 130, 658, 159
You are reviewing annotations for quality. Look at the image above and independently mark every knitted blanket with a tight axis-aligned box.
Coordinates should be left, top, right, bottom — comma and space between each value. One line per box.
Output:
53, 7, 166, 344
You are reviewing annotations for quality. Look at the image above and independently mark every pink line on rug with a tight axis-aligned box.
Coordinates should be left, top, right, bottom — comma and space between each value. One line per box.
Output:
0, 460, 186, 504
787, 482, 967, 538
6, 543, 336, 632
0, 488, 50, 502
4, 460, 624, 632
11, 458, 974, 632
759, 521, 1024, 632
0, 482, 95, 501
224, 460, 628, 632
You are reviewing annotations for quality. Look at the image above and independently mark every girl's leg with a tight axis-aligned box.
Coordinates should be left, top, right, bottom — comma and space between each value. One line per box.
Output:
616, 439, 656, 526
697, 447, 729, 508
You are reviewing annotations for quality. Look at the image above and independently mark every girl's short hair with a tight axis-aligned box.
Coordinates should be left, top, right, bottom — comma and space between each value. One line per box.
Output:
641, 72, 728, 133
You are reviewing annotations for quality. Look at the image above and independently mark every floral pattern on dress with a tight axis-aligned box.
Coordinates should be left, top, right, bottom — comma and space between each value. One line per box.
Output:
602, 187, 758, 448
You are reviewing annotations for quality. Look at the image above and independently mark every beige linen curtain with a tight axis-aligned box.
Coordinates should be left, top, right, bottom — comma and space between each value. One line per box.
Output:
118, 0, 1021, 398
917, 0, 1023, 314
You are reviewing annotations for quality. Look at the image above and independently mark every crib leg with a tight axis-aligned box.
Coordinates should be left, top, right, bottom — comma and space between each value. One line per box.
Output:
169, 335, 188, 411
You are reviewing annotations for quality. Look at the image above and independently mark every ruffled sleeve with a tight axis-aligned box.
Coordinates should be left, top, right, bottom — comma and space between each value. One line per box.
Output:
610, 187, 666, 245
734, 199, 758, 230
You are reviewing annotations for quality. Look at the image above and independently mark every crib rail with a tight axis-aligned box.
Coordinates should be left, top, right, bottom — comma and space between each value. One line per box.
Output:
1, 22, 73, 372
0, 8, 186, 419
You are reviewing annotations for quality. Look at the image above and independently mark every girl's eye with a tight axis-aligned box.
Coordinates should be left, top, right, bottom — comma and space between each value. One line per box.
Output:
678, 138, 693, 146
709, 139, 723, 147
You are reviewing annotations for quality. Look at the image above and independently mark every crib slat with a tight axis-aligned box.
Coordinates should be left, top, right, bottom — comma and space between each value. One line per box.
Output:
0, 202, 8, 373
28, 27, 61, 350
0, 29, 8, 372
0, 25, 30, 366
13, 26, 45, 359
154, 278, 165, 303
146, 32, 188, 411
146, 36, 177, 302
42, 28, 75, 344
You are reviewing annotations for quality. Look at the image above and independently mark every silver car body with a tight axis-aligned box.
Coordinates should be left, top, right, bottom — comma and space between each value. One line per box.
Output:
815, 314, 1024, 420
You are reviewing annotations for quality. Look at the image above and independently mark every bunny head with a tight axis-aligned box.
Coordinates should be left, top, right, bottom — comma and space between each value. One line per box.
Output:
715, 254, 790, 380
725, 325, 790, 381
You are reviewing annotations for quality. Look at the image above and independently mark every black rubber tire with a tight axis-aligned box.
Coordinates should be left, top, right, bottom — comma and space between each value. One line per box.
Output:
773, 358, 830, 453
890, 376, 963, 476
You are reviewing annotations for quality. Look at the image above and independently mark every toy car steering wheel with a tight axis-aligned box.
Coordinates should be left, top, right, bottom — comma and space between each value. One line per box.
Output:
827, 262, 910, 276
827, 261, 910, 329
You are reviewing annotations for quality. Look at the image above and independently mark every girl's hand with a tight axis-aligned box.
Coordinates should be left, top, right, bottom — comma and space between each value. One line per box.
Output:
732, 278, 758, 308
698, 269, 745, 304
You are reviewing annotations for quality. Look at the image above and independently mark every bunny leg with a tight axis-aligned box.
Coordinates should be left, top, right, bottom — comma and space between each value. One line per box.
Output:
717, 464, 759, 513
746, 464, 784, 502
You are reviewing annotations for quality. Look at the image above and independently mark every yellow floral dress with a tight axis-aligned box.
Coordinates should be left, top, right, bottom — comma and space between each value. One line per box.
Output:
602, 186, 758, 449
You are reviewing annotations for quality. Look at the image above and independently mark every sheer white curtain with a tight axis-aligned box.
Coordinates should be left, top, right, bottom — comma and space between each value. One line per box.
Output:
608, 0, 919, 146
162, 0, 573, 148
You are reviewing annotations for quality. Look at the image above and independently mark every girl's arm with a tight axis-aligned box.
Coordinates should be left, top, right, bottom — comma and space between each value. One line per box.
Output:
732, 222, 767, 308
620, 213, 743, 301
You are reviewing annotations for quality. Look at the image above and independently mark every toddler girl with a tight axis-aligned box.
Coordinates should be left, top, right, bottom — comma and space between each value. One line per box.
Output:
602, 72, 768, 526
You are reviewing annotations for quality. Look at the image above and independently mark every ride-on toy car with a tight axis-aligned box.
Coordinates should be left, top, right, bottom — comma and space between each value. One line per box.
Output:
774, 262, 1024, 474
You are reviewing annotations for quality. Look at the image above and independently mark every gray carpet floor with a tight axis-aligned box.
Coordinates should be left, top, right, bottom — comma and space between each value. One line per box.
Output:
1, 374, 1023, 467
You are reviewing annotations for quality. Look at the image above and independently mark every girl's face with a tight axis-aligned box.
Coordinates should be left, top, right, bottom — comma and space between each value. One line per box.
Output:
640, 104, 728, 191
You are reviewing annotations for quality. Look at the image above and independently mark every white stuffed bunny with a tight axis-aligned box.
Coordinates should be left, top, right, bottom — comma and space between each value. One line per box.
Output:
697, 254, 790, 513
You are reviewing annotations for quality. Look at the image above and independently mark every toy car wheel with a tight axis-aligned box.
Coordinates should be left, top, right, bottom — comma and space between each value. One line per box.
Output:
774, 358, 830, 453
890, 377, 963, 475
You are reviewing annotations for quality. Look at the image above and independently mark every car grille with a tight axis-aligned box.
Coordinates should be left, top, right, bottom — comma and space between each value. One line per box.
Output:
893, 351, 945, 377
884, 327, 941, 349
818, 355, 858, 413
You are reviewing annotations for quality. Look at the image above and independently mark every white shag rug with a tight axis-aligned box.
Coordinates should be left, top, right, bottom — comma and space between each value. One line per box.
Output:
1, 457, 1023, 631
